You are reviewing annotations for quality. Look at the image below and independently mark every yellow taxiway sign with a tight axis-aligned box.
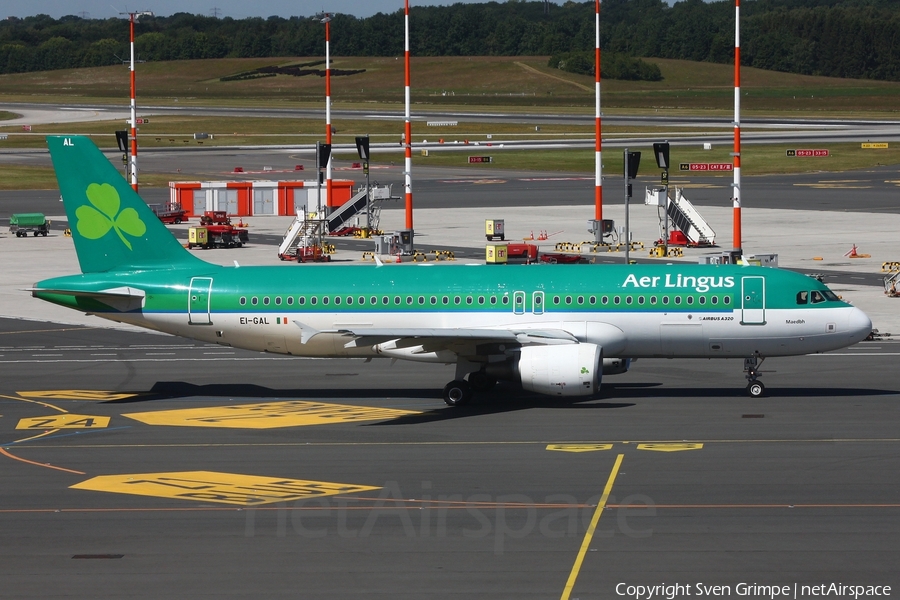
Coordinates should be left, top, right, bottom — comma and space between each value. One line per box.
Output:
17, 414, 110, 430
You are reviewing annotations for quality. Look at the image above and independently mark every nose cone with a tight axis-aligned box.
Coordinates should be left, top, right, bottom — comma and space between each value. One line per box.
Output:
848, 307, 872, 344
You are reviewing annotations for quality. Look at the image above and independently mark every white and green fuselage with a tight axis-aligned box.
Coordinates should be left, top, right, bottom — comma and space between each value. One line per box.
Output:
33, 136, 872, 403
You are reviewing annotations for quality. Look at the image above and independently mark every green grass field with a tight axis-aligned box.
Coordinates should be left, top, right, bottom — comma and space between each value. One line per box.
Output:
2, 56, 900, 113
1, 56, 899, 189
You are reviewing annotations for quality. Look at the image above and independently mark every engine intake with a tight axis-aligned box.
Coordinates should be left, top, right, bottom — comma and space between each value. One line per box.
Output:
515, 343, 602, 396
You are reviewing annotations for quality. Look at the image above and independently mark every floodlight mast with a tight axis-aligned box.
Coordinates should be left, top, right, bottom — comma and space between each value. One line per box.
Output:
316, 13, 334, 210
120, 10, 153, 192
594, 0, 602, 222
404, 0, 414, 236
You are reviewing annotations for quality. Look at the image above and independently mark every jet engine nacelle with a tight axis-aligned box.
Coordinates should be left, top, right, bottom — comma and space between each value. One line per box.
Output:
517, 342, 602, 396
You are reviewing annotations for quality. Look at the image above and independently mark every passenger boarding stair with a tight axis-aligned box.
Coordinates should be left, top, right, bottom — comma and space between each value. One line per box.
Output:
326, 187, 369, 233
279, 209, 322, 258
645, 186, 716, 246
326, 184, 398, 233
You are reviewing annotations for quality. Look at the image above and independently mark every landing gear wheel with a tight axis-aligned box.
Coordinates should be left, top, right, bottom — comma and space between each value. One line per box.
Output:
467, 371, 496, 393
746, 381, 765, 398
443, 380, 472, 407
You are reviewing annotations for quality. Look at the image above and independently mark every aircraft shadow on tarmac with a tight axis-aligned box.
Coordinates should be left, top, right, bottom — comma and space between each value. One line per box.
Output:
604, 382, 897, 399
101, 381, 637, 423
99, 381, 893, 426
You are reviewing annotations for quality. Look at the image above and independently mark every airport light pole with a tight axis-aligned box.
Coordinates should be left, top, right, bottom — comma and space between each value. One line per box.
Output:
623, 149, 640, 264
403, 0, 414, 248
121, 10, 153, 192
355, 136, 371, 234
316, 13, 334, 211
653, 142, 670, 257
594, 0, 603, 224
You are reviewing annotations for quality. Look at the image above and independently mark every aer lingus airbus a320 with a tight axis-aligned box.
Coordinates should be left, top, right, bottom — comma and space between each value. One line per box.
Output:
32, 136, 872, 405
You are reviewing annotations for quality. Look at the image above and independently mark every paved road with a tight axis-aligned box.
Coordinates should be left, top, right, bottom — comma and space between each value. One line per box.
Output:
1, 318, 898, 598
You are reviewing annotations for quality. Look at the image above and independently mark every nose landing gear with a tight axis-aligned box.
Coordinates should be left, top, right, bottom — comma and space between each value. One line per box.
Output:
744, 355, 766, 397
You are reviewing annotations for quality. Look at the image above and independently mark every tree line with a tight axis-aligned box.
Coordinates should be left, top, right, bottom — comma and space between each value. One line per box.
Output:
1, 1, 899, 81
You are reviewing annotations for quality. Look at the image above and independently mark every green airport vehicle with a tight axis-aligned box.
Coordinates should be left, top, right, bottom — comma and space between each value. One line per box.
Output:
9, 213, 50, 237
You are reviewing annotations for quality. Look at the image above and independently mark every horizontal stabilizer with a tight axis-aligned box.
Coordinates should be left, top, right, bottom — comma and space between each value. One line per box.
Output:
29, 286, 146, 312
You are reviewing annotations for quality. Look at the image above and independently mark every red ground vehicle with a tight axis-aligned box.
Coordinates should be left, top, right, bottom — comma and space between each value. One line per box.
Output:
187, 211, 249, 249
506, 243, 539, 263
149, 202, 188, 224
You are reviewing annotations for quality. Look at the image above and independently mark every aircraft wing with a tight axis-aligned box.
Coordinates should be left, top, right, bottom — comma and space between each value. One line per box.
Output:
294, 322, 579, 347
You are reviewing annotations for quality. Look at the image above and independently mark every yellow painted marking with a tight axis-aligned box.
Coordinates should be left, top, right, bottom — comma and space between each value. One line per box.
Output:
18, 390, 137, 401
0, 393, 68, 414
123, 400, 419, 429
546, 444, 613, 453
70, 471, 381, 506
10, 429, 60, 443
560, 454, 624, 600
17, 414, 110, 430
862, 142, 888, 149
637, 443, 704, 452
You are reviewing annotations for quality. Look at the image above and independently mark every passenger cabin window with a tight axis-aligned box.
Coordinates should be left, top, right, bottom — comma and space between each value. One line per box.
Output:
240, 297, 246, 306
797, 291, 809, 305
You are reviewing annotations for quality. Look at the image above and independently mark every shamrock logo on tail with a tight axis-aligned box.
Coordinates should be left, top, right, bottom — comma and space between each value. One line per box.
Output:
75, 183, 146, 250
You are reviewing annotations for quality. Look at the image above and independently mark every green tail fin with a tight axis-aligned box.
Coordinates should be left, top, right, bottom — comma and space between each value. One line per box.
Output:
47, 135, 204, 273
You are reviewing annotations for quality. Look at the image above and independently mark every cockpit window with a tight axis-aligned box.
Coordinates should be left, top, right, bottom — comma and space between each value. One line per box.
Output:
823, 290, 840, 302
811, 290, 825, 304
796, 291, 808, 305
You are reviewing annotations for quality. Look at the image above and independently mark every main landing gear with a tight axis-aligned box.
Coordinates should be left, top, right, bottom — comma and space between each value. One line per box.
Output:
442, 370, 498, 407
744, 355, 766, 398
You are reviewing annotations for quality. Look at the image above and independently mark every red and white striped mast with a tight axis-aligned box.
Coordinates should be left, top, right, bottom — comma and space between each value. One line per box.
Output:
404, 0, 414, 234
122, 10, 152, 192
732, 0, 742, 253
594, 0, 603, 222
